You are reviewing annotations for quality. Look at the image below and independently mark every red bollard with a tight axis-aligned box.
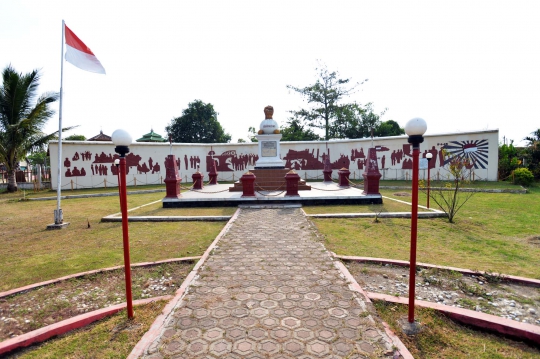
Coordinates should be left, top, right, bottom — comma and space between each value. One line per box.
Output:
164, 155, 181, 198
192, 170, 203, 190
338, 167, 350, 187
285, 170, 300, 196
241, 171, 256, 197
208, 160, 218, 185
362, 148, 382, 195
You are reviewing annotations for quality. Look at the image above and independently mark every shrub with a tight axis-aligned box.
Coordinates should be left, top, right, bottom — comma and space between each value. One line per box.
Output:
513, 168, 534, 186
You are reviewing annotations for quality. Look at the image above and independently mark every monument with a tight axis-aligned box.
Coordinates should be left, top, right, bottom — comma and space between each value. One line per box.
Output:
254, 106, 285, 169
229, 106, 310, 192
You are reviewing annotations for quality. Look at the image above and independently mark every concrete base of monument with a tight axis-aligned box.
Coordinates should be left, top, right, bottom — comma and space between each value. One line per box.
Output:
162, 182, 382, 208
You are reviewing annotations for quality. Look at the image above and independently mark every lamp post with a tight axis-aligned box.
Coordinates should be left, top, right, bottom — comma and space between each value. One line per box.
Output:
404, 118, 427, 326
426, 153, 433, 208
111, 129, 134, 319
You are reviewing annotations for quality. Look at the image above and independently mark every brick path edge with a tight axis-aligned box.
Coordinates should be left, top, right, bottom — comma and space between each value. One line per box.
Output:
126, 208, 242, 359
333, 260, 415, 359
0, 295, 172, 356
368, 292, 540, 346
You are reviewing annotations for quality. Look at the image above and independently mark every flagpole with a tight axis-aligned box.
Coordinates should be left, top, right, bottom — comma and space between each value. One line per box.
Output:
55, 20, 65, 225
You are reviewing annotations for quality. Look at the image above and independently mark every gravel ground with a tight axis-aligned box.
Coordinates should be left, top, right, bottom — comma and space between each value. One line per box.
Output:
347, 261, 540, 325
0, 261, 193, 341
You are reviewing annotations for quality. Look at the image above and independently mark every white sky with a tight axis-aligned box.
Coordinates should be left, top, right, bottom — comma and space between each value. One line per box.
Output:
1, 1, 539, 146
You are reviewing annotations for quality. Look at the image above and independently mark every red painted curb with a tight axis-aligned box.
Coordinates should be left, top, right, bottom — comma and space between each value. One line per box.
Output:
336, 255, 540, 288
333, 259, 414, 359
0, 296, 172, 356
0, 257, 201, 299
368, 292, 540, 345
127, 208, 242, 359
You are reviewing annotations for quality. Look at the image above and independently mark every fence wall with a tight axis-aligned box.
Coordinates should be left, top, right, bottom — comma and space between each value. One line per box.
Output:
48, 129, 499, 190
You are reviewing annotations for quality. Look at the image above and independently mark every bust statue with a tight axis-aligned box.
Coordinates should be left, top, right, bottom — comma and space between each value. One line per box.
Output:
264, 105, 274, 119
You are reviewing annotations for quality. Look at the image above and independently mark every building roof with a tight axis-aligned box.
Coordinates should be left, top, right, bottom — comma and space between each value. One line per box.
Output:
87, 130, 112, 142
136, 129, 167, 143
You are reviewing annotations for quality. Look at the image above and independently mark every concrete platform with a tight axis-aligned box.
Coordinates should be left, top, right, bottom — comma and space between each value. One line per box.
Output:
163, 182, 382, 207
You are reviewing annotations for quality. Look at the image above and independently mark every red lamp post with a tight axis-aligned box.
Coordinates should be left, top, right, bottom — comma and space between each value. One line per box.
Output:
112, 129, 134, 319
426, 153, 433, 208
404, 118, 427, 325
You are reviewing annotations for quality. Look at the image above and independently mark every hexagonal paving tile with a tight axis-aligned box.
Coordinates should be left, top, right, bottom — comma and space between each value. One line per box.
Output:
226, 327, 247, 341
180, 328, 202, 341
270, 292, 286, 301
316, 328, 336, 342
193, 308, 210, 319
245, 286, 260, 294
252, 292, 269, 301
199, 318, 218, 329
281, 317, 301, 329
338, 327, 359, 340
175, 307, 192, 317
322, 317, 342, 328
333, 340, 354, 356
212, 286, 228, 294
270, 326, 292, 341
231, 308, 249, 317
250, 307, 269, 318
260, 317, 280, 328
258, 339, 281, 355
287, 293, 303, 301
302, 318, 320, 329
203, 327, 225, 341
247, 327, 268, 341
209, 338, 232, 356
185, 339, 208, 356
160, 339, 186, 356
328, 307, 349, 318
356, 340, 376, 355
238, 316, 258, 328
212, 307, 231, 319
293, 328, 315, 342
283, 339, 305, 357
260, 300, 278, 309
304, 292, 321, 301
306, 339, 330, 357
218, 317, 237, 329
271, 308, 289, 318
233, 338, 256, 356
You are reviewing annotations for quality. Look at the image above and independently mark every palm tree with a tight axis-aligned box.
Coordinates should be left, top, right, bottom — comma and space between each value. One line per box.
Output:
0, 65, 63, 192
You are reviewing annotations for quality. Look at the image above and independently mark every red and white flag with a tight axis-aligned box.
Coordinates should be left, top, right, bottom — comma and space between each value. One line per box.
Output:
64, 24, 106, 74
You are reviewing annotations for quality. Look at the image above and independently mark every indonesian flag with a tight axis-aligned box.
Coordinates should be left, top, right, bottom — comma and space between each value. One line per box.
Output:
64, 24, 106, 74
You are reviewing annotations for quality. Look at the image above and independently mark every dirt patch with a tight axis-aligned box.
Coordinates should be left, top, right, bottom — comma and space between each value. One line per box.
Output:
346, 261, 540, 325
0, 261, 193, 341
527, 236, 540, 247
393, 192, 411, 197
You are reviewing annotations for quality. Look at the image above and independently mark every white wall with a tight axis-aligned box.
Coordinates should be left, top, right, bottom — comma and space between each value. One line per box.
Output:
48, 129, 498, 189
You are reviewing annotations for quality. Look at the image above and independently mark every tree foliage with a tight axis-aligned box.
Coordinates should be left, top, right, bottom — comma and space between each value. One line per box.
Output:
375, 120, 405, 137
287, 62, 366, 140
498, 141, 521, 180
166, 100, 231, 143
524, 129, 540, 180
64, 134, 86, 141
280, 116, 321, 141
0, 65, 71, 192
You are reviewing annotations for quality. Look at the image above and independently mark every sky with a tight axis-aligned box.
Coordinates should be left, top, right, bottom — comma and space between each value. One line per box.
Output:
1, 1, 539, 146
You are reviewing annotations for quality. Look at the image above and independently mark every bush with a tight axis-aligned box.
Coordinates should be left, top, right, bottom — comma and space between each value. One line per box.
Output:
513, 168, 535, 186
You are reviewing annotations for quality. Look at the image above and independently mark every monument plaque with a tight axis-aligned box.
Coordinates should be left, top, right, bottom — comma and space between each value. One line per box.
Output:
261, 141, 277, 157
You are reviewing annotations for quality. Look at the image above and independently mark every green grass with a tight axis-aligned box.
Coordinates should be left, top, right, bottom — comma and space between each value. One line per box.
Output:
313, 186, 540, 279
127, 200, 237, 216
374, 301, 540, 359
303, 197, 432, 214
11, 301, 167, 359
0, 191, 225, 291
378, 179, 522, 190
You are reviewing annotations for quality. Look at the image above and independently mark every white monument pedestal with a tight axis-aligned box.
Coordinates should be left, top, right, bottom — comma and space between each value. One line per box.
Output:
255, 134, 285, 169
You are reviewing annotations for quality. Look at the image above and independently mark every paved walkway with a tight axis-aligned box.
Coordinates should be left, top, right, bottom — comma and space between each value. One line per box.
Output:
141, 207, 402, 358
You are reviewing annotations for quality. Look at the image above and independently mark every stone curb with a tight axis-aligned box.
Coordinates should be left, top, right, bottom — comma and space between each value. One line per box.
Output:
367, 292, 540, 345
0, 257, 201, 300
308, 211, 446, 219
0, 295, 172, 356
380, 185, 527, 194
336, 255, 540, 288
101, 215, 231, 222
127, 208, 242, 359
26, 189, 166, 201
333, 260, 414, 359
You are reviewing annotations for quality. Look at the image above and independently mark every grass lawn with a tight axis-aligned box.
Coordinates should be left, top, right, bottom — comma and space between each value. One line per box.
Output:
374, 301, 540, 359
312, 186, 540, 279
0, 190, 225, 291
10, 300, 167, 359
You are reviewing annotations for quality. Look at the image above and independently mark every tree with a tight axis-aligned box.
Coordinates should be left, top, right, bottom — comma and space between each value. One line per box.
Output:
0, 65, 67, 192
423, 151, 475, 223
287, 62, 367, 140
498, 141, 520, 180
64, 134, 86, 141
280, 116, 321, 141
524, 129, 540, 180
375, 120, 405, 137
247, 127, 258, 143
166, 100, 231, 143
